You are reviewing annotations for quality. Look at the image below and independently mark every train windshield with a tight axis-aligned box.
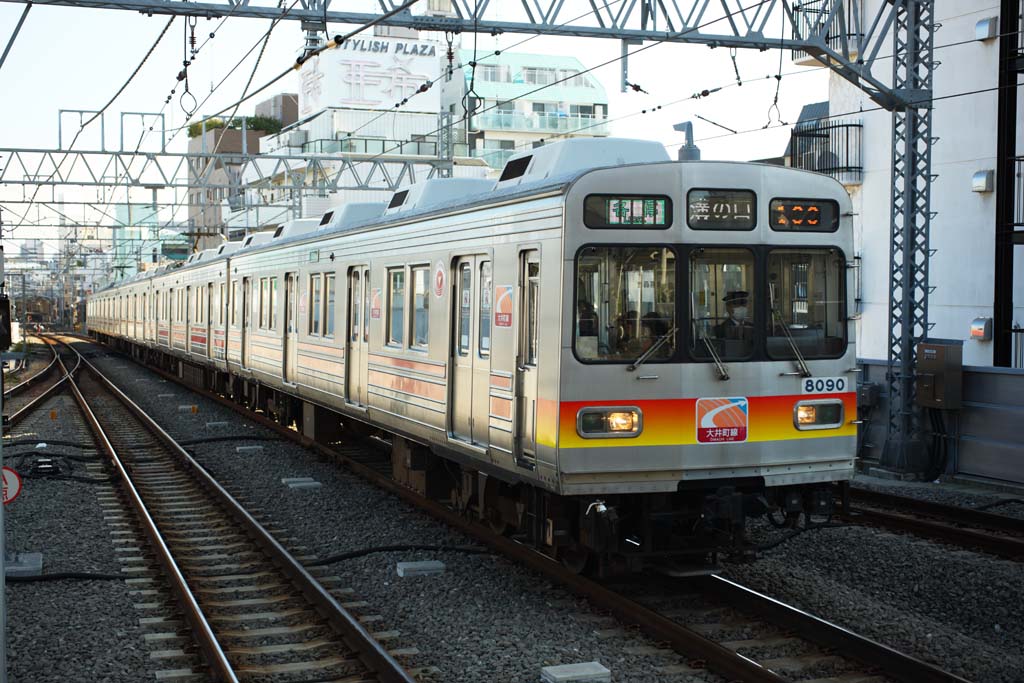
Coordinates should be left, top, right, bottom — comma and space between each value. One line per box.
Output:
575, 246, 676, 362
766, 248, 846, 359
690, 248, 756, 360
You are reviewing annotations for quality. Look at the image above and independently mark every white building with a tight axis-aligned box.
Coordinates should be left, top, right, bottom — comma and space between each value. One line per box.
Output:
443, 49, 610, 169
791, 1, 1024, 367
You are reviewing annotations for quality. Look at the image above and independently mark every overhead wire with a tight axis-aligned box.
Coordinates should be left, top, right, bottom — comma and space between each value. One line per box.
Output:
0, 0, 32, 76
5, 15, 176, 236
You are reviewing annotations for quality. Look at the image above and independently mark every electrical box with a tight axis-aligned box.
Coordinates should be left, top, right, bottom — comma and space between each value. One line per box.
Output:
916, 339, 963, 410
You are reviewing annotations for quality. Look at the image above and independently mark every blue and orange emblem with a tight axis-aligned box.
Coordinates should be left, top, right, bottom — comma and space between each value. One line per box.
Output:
696, 397, 749, 444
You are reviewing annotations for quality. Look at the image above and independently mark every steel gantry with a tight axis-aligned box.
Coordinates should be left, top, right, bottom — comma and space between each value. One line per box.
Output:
0, 0, 938, 472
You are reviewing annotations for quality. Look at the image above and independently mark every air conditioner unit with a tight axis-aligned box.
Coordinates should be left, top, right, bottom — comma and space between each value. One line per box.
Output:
287, 130, 308, 147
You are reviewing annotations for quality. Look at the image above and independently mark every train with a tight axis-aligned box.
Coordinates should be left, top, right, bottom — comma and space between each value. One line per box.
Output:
88, 138, 857, 573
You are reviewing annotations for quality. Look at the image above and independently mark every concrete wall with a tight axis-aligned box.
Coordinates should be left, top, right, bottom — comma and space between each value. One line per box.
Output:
831, 1, 1023, 367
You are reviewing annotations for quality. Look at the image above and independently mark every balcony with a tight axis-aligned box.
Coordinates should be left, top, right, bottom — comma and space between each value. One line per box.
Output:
789, 118, 863, 186
472, 111, 609, 136
790, 0, 863, 66
301, 138, 469, 157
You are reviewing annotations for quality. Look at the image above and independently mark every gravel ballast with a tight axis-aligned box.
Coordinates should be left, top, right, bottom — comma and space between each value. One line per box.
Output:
88, 341, 1024, 683
853, 472, 1024, 521
87, 347, 718, 683
4, 392, 161, 683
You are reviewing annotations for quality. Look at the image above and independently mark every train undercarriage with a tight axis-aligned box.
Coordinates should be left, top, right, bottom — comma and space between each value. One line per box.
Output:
107, 335, 838, 576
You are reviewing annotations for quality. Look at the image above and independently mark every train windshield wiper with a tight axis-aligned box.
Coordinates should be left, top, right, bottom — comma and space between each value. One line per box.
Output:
627, 326, 678, 372
700, 332, 730, 381
769, 282, 811, 377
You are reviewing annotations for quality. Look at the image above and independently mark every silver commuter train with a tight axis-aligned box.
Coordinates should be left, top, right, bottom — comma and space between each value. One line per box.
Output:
89, 138, 857, 572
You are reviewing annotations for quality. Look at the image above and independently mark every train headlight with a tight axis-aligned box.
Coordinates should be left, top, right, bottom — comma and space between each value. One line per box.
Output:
794, 400, 844, 430
577, 407, 642, 438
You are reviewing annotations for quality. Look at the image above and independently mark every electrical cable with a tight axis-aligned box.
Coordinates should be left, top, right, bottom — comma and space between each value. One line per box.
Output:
5, 16, 176, 236
974, 498, 1024, 512
306, 543, 492, 566
0, 0, 31, 76
7, 571, 125, 583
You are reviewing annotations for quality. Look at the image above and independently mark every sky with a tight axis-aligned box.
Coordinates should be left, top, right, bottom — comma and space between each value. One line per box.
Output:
0, 0, 830, 253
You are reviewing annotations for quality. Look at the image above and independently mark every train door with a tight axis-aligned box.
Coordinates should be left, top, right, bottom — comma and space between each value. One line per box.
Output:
345, 266, 369, 405
515, 250, 540, 463
241, 277, 251, 368
283, 272, 298, 383
450, 256, 491, 444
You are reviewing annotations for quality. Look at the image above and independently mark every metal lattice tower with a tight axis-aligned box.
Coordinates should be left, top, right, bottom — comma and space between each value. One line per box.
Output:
882, 0, 935, 473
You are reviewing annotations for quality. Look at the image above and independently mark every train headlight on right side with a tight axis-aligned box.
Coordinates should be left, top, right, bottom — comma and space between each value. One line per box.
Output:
794, 400, 844, 430
577, 407, 642, 438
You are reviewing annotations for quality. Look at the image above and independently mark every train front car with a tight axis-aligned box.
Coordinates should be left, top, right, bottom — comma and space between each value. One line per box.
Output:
557, 159, 856, 572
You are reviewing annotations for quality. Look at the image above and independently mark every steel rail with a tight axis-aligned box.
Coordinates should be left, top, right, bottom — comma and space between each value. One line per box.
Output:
6, 337, 73, 428
849, 487, 1024, 535
843, 505, 1024, 561
96, 340, 964, 683
51, 340, 240, 683
57, 337, 417, 683
4, 336, 58, 397
698, 575, 971, 683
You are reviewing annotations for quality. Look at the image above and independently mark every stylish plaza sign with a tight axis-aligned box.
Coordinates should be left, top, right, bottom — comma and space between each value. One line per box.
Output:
299, 36, 442, 117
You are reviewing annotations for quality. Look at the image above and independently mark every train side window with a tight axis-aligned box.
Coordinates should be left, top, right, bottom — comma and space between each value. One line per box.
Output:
526, 262, 540, 365
350, 270, 361, 342
387, 268, 405, 346
479, 261, 492, 357
457, 262, 472, 356
310, 274, 322, 336
258, 279, 266, 329
270, 277, 279, 330
363, 269, 370, 343
410, 266, 429, 350
325, 275, 336, 338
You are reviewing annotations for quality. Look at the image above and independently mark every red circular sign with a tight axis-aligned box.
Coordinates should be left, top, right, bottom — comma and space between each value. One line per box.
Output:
2, 466, 23, 506
433, 261, 446, 298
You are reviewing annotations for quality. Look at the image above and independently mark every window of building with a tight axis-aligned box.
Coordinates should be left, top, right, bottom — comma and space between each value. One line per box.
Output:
387, 268, 405, 346
479, 261, 492, 357
569, 104, 594, 118
310, 274, 322, 335
324, 275, 336, 337
521, 67, 556, 85
478, 64, 510, 82
410, 266, 429, 350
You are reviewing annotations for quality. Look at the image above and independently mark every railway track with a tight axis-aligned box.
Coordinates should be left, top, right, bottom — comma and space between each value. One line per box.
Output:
84, 337, 971, 683
49, 337, 417, 683
842, 487, 1024, 561
3, 335, 66, 425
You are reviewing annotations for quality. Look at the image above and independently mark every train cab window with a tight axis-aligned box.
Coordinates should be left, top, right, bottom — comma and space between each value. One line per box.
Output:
325, 275, 336, 337
387, 268, 405, 346
574, 246, 676, 363
690, 248, 756, 360
479, 261, 492, 357
766, 248, 846, 359
410, 266, 429, 350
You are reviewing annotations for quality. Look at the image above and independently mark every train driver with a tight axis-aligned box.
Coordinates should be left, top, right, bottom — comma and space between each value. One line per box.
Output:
713, 290, 753, 342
